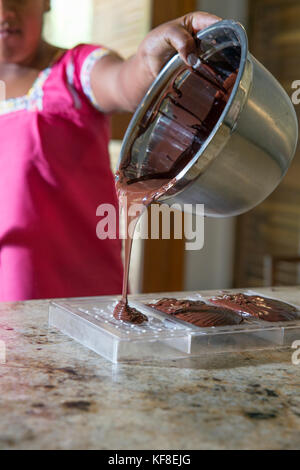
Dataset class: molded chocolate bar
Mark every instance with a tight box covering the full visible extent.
[147,298,243,327]
[209,293,299,322]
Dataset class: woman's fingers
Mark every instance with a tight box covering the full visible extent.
[166,11,222,66]
[163,24,197,66]
[184,11,221,33]
[139,11,222,78]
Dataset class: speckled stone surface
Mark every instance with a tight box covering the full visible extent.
[0,287,300,450]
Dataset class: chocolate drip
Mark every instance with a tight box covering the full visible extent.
[113,300,148,324]
[209,293,299,322]
[148,298,243,327]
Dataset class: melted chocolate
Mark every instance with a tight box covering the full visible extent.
[122,67,237,184]
[148,298,243,327]
[113,300,148,324]
[209,293,299,322]
[113,178,176,324]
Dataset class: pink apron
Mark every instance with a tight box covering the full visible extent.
[0,44,123,301]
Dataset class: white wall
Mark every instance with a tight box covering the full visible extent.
[44,0,93,48]
[198,0,248,26]
[184,0,248,291]
[184,216,237,291]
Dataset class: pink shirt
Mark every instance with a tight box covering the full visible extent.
[0,44,123,302]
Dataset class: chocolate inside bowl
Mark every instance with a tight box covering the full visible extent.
[147,298,243,328]
[209,293,300,323]
[118,22,240,195]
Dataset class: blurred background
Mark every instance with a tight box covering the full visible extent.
[44,0,300,294]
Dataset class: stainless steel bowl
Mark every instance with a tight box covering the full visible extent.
[118,20,298,217]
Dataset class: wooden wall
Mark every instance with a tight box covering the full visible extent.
[234,0,300,287]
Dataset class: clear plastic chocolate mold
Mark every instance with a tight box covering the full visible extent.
[49,290,300,363]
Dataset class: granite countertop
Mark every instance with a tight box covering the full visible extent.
[0,286,300,450]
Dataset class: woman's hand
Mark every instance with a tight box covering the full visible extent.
[138,11,221,80]
[91,11,221,113]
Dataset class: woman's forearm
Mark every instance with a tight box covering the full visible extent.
[90,11,220,113]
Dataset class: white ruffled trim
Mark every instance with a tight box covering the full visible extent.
[80,47,111,110]
[0,68,51,115]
